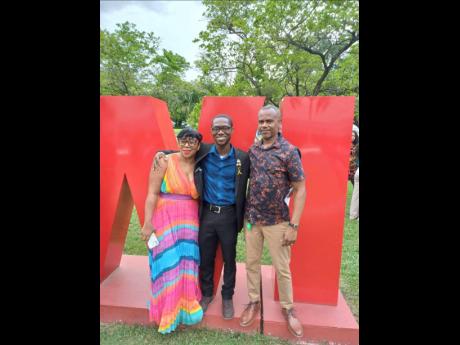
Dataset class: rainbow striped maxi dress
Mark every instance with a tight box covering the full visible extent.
[148,153,203,333]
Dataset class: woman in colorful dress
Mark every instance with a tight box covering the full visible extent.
[140,128,204,334]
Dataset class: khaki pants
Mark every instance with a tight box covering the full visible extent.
[245,220,293,309]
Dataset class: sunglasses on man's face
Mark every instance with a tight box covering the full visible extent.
[211,126,232,133]
[178,138,199,147]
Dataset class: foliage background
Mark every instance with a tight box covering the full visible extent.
[100,0,359,127]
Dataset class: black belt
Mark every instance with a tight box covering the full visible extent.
[204,202,235,214]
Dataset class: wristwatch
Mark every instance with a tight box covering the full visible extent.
[288,222,299,230]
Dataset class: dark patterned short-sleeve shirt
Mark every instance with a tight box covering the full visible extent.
[245,134,305,226]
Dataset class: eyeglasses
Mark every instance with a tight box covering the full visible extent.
[178,138,199,147]
[211,126,232,133]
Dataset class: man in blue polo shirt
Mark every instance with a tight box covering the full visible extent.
[153,114,250,320]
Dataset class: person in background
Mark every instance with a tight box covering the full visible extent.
[349,130,359,220]
[349,167,359,220]
[353,117,359,136]
[348,130,359,186]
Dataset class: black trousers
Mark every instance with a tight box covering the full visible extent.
[199,206,238,300]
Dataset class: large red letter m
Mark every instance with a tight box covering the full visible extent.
[101,95,355,306]
[100,96,178,281]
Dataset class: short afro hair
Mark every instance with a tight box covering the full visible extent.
[177,127,203,143]
[212,114,233,127]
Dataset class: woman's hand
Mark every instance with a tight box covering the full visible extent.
[141,223,155,242]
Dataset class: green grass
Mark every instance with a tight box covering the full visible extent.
[107,183,358,343]
[122,208,147,255]
[340,182,359,323]
[100,323,298,345]
[123,210,272,264]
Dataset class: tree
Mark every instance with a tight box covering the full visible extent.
[100,22,160,95]
[320,43,358,95]
[100,22,202,126]
[266,0,359,95]
[150,49,202,127]
[187,101,202,129]
[194,0,359,104]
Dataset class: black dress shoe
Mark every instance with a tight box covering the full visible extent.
[222,298,234,319]
[200,295,214,313]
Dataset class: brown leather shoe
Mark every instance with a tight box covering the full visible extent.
[281,308,304,338]
[239,301,260,327]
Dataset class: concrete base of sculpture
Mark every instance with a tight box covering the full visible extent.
[100,255,358,344]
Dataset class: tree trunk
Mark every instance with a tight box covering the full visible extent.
[312,66,331,95]
[295,73,300,96]
[121,76,131,95]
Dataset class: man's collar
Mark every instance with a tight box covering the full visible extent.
[211,144,234,157]
[258,132,282,149]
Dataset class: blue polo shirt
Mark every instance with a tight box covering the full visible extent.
[202,145,236,206]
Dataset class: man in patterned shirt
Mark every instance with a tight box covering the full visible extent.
[239,105,307,338]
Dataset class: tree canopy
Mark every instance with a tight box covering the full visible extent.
[100,1,359,126]
[194,0,359,105]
